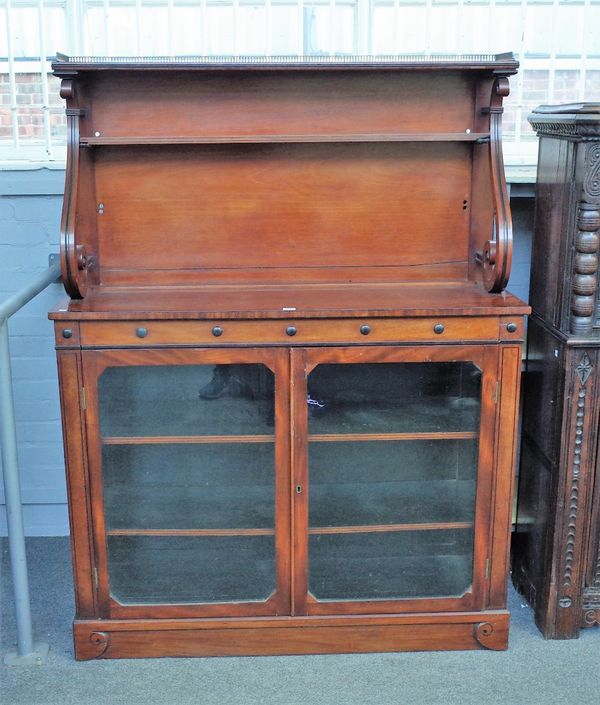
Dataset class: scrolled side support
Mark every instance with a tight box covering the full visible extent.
[480,77,513,293]
[60,78,88,299]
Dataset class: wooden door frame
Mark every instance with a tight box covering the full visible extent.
[81,346,291,619]
[291,344,501,616]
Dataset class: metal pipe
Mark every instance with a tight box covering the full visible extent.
[1,260,60,662]
[0,261,60,323]
[0,320,34,656]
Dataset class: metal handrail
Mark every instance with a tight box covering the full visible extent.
[1,258,61,666]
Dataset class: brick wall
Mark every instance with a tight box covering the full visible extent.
[0,73,66,144]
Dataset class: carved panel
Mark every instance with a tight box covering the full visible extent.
[584,143,600,203]
[593,530,600,588]
[558,353,593,613]
[583,586,600,627]
[583,517,600,627]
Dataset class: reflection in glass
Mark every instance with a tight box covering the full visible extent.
[108,535,275,604]
[307,362,481,434]
[309,440,478,527]
[103,443,274,531]
[309,529,473,601]
[307,362,481,602]
[98,363,276,605]
[99,364,275,438]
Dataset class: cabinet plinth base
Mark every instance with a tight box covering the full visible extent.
[73,611,509,659]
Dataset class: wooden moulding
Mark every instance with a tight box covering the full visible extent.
[73,611,510,659]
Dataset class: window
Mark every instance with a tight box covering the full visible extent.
[1,0,600,166]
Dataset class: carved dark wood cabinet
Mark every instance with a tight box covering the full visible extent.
[513,104,600,639]
[50,54,528,659]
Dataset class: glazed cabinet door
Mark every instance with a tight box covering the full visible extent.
[292,345,499,615]
[82,348,290,619]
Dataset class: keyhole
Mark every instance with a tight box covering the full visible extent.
[462,200,469,211]
[295,485,302,494]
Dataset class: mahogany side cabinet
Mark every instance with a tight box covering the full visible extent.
[49,54,529,659]
[512,104,600,638]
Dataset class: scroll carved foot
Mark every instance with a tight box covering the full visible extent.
[75,630,111,660]
[473,622,502,650]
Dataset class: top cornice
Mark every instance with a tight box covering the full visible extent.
[529,104,600,139]
[52,52,519,75]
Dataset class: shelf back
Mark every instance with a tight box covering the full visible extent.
[80,70,476,141]
[94,142,472,286]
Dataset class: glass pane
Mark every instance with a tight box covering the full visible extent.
[309,529,473,601]
[108,535,274,604]
[308,362,481,435]
[309,440,478,528]
[98,362,276,606]
[98,364,274,438]
[307,361,481,602]
[103,443,274,531]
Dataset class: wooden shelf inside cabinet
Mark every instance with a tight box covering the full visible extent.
[102,434,275,445]
[50,54,528,658]
[309,522,474,534]
[102,431,476,445]
[79,133,490,145]
[102,475,477,535]
[308,432,478,442]
[107,528,276,537]
[106,522,474,538]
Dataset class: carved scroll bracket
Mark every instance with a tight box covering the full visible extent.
[59,77,90,299]
[479,77,513,293]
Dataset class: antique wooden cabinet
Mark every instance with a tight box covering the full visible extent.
[512,104,600,638]
[50,54,528,659]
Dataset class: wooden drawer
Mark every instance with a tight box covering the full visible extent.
[73,317,518,347]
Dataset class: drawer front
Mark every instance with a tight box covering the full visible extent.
[77,317,510,347]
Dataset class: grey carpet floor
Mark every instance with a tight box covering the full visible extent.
[1,537,598,705]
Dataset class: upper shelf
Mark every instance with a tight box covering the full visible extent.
[79,132,489,146]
